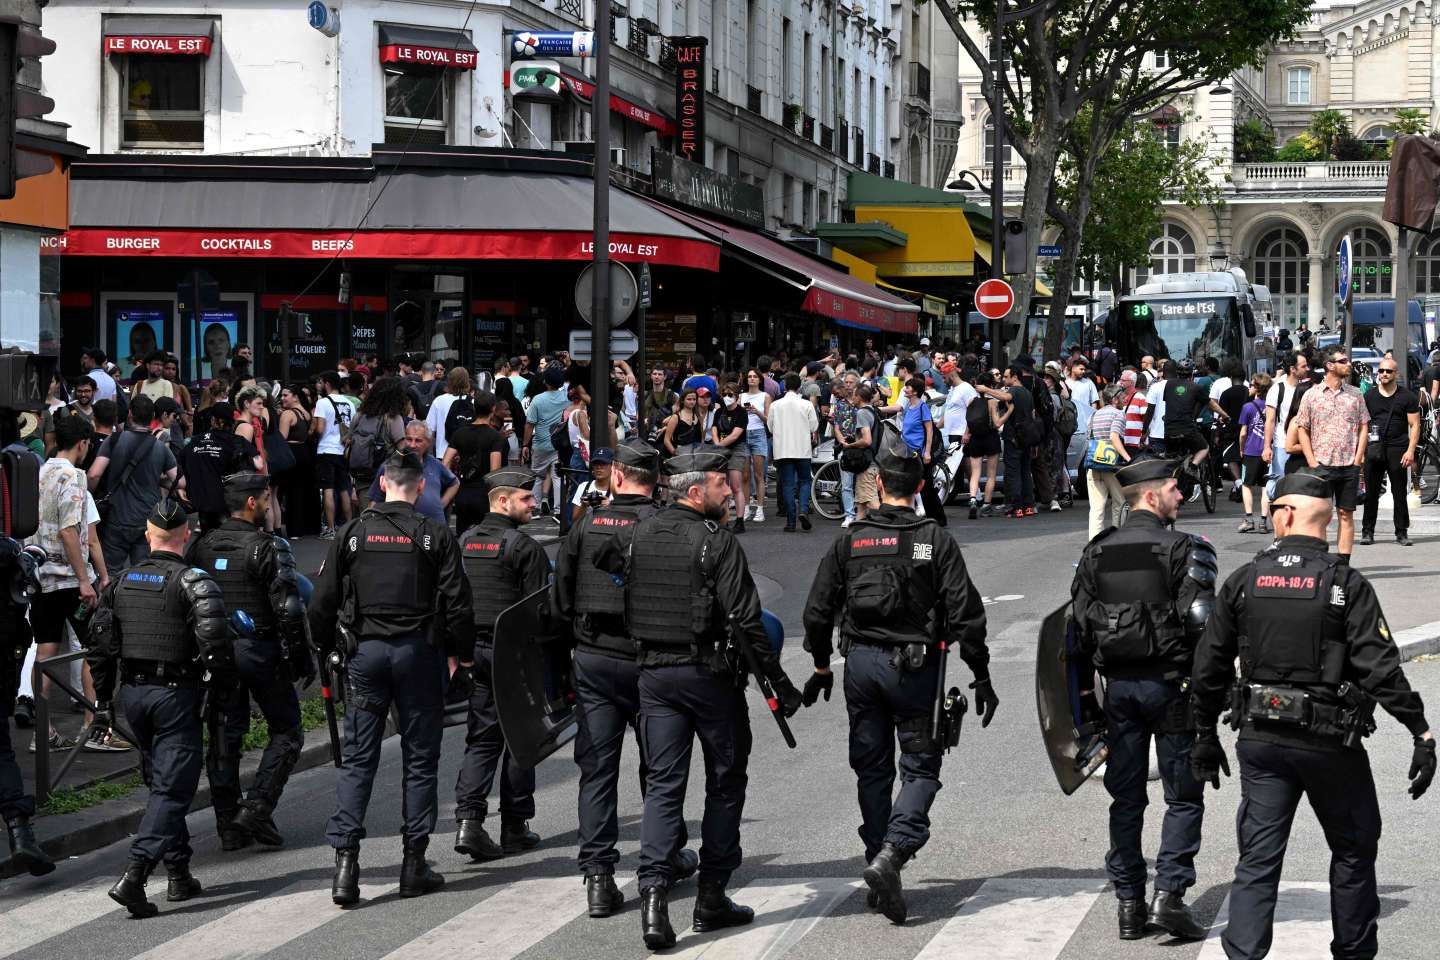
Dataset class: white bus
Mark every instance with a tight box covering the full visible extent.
[1107,268,1267,372]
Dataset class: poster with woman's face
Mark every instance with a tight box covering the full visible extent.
[186,305,248,381]
[107,303,171,373]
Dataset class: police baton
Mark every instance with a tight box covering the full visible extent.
[728,615,797,749]
[319,650,346,768]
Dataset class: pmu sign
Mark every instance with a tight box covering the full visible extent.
[510,31,595,59]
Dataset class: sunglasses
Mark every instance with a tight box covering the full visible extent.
[1379,368,1397,374]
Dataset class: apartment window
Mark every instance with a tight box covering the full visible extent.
[983,115,1013,166]
[782,19,794,103]
[802,183,814,227]
[803,33,813,112]
[783,174,795,224]
[1286,66,1311,106]
[122,55,204,147]
[1153,51,1172,70]
[384,66,450,145]
[1155,120,1180,153]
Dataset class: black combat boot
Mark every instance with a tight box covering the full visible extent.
[332,848,360,906]
[692,881,755,932]
[399,841,445,898]
[217,811,252,852]
[165,862,204,902]
[500,817,541,854]
[454,818,503,861]
[109,859,159,918]
[5,816,55,877]
[231,800,283,846]
[586,873,625,918]
[862,843,909,925]
[1148,891,1206,940]
[1117,897,1150,939]
[639,886,676,950]
[668,848,700,883]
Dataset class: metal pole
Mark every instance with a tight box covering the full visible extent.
[590,9,613,447]
[1395,227,1411,388]
[280,302,291,386]
[989,0,1007,370]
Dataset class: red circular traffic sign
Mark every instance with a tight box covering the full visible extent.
[974,278,1016,320]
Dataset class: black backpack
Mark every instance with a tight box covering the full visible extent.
[966,395,991,432]
[550,412,575,465]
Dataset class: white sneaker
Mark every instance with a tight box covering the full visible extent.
[745,498,758,521]
[841,517,853,528]
[753,505,765,523]
[1048,499,1061,513]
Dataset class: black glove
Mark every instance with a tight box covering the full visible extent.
[969,677,999,728]
[775,679,803,718]
[1190,728,1231,789]
[93,702,113,730]
[802,670,833,707]
[1409,737,1436,800]
[1078,690,1105,730]
[447,663,476,705]
[289,644,317,690]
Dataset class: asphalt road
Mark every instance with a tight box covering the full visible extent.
[6,497,1440,960]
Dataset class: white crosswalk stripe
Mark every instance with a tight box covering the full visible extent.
[1197,880,1335,960]
[914,877,1107,960]
[378,875,606,960]
[128,882,395,960]
[0,880,119,960]
[667,878,861,959]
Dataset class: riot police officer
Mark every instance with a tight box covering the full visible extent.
[2,532,54,877]
[87,498,232,917]
[189,471,314,850]
[801,428,996,924]
[308,449,474,905]
[622,445,809,950]
[452,465,549,860]
[551,438,698,917]
[1191,471,1436,960]
[1069,453,1215,941]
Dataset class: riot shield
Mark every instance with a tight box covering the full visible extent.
[1035,602,1108,795]
[493,586,578,769]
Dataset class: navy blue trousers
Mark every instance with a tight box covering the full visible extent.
[453,640,536,822]
[207,633,303,827]
[123,683,203,865]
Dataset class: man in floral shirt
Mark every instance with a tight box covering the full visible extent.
[1294,345,1370,563]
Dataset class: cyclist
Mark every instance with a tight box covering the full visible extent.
[1162,360,1229,479]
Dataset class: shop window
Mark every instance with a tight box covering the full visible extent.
[384,67,450,145]
[122,55,204,147]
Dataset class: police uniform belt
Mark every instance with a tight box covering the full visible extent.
[121,659,203,687]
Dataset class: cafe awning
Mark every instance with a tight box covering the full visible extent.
[102,17,214,56]
[650,200,921,334]
[561,72,674,136]
[377,23,478,70]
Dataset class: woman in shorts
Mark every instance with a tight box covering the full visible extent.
[711,381,752,532]
[1237,372,1272,533]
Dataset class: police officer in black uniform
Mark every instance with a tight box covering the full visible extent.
[87,498,232,917]
[452,465,548,860]
[1191,471,1436,960]
[552,438,699,917]
[189,471,314,850]
[309,449,474,905]
[801,429,996,924]
[623,445,809,950]
[1070,453,1215,941]
[2,532,54,877]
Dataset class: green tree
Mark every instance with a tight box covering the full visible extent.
[1308,109,1350,159]
[1275,132,1321,161]
[1234,118,1276,162]
[934,0,1313,358]
[1392,107,1430,137]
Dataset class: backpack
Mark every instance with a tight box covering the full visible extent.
[408,380,440,420]
[347,413,394,476]
[1056,395,1079,438]
[550,412,575,465]
[966,395,991,433]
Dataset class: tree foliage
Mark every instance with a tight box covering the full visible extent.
[1234,118,1276,163]
[1308,109,1350,158]
[1393,107,1430,137]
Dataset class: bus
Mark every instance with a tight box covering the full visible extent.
[1107,269,1266,372]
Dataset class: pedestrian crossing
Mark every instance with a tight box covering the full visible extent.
[0,874,1391,959]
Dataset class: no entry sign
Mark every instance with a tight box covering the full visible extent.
[974,278,1016,320]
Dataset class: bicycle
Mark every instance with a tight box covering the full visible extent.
[811,458,845,521]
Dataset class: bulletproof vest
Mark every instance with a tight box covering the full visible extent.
[575,502,652,618]
[1243,550,1347,687]
[1088,527,1187,669]
[628,512,714,649]
[191,525,272,632]
[842,522,937,641]
[461,526,523,638]
[349,512,437,623]
[114,558,193,663]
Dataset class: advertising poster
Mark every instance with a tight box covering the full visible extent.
[108,302,171,376]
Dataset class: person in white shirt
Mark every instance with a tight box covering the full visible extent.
[1262,352,1310,494]
[81,348,118,402]
[311,371,356,537]
[767,372,820,531]
[426,367,471,459]
[941,365,977,441]
[1145,364,1168,449]
[1064,358,1101,464]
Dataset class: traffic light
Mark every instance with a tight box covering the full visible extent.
[0,7,56,200]
[1003,219,1029,274]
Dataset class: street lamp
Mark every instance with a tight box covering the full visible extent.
[1208,244,1230,271]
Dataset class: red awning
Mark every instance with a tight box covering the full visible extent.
[41,228,720,270]
[377,24,478,70]
[562,73,675,136]
[103,17,214,56]
[649,202,921,334]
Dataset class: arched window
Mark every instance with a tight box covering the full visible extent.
[1252,227,1309,327]
[1150,222,1197,275]
[1350,225,1393,297]
[1362,124,1395,147]
[1417,232,1440,296]
[983,115,1014,166]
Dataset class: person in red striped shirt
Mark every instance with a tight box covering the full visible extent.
[1119,369,1150,453]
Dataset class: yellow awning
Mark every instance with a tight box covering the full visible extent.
[973,236,1053,297]
[829,248,878,284]
[876,280,947,317]
[850,204,977,278]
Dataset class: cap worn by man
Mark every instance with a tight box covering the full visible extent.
[663,445,729,475]
[222,472,269,495]
[1272,471,1333,503]
[1115,454,1182,488]
[589,447,615,465]
[148,498,189,531]
[387,450,425,474]
[485,466,537,492]
[614,437,660,470]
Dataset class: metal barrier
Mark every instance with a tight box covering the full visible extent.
[31,650,140,806]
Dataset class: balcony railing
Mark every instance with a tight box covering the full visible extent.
[868,153,881,174]
[746,85,762,114]
[907,61,931,105]
[820,124,834,151]
[803,114,815,140]
[837,120,849,159]
[855,128,865,161]
[1232,161,1389,189]
[965,164,1027,185]
[883,159,895,178]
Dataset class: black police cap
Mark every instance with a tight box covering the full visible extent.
[485,466,536,491]
[662,445,729,476]
[872,422,919,471]
[222,471,269,494]
[1273,470,1332,502]
[147,498,189,531]
[385,449,425,474]
[614,437,660,469]
[1115,453,1182,488]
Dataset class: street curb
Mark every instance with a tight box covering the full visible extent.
[3,719,394,880]
[1396,621,1440,662]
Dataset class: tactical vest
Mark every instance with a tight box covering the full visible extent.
[628,514,715,651]
[191,525,272,632]
[842,522,937,642]
[461,526,523,638]
[1243,550,1348,688]
[1088,528,1187,670]
[349,512,436,623]
[575,503,650,618]
[114,559,193,663]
